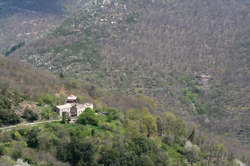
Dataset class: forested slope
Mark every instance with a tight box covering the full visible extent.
[0,107,241,166]
[10,0,250,155]
[0,0,93,54]
[0,56,242,166]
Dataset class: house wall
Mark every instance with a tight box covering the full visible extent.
[57,107,71,116]
[56,103,94,117]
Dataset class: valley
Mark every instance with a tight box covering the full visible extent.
[0,0,250,165]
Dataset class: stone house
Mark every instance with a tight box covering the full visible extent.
[55,103,72,117]
[55,95,94,117]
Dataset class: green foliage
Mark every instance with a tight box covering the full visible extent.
[58,138,96,166]
[184,88,198,104]
[103,107,121,122]
[61,114,67,124]
[0,145,5,156]
[0,105,235,165]
[0,109,20,125]
[4,42,25,56]
[37,94,55,106]
[37,93,63,107]
[77,108,99,126]
[98,148,120,166]
[161,144,185,163]
[41,106,57,120]
[139,154,155,166]
[183,141,200,164]
[183,88,208,114]
[177,74,193,86]
[11,148,22,160]
[0,95,11,109]
[157,112,187,144]
[137,94,157,112]
[196,104,207,114]
[129,136,157,156]
[11,130,22,140]
[188,127,196,143]
[22,108,39,122]
[26,128,40,148]
[126,109,157,137]
[64,79,81,90]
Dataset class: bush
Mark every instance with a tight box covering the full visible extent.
[184,88,198,104]
[22,108,38,122]
[37,94,63,107]
[0,109,20,125]
[41,106,58,120]
[77,108,99,126]
[64,79,81,90]
[184,141,200,163]
[0,95,11,109]
[98,148,120,166]
[103,107,121,122]
[139,154,155,166]
[26,128,40,148]
[0,145,5,156]
[130,137,157,156]
[58,138,96,166]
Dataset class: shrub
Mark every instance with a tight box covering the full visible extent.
[184,88,198,104]
[22,108,39,122]
[0,145,5,156]
[26,128,40,148]
[0,109,20,125]
[60,138,96,165]
[64,79,81,90]
[98,148,120,166]
[41,106,57,120]
[77,108,99,126]
[130,137,157,156]
[0,95,11,109]
[139,155,155,166]
[37,94,63,107]
[103,107,121,122]
[184,141,200,164]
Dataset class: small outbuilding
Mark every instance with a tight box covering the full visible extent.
[66,94,77,104]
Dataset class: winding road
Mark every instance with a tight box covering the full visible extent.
[0,119,62,131]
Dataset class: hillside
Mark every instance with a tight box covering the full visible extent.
[0,55,160,126]
[10,0,250,156]
[0,56,243,166]
[0,108,240,166]
[0,0,93,54]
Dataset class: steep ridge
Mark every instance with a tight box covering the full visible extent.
[0,0,92,54]
[10,0,250,158]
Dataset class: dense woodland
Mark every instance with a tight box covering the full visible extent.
[0,107,243,166]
